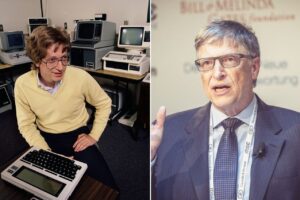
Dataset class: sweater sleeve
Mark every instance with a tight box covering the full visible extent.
[14,78,50,150]
[83,73,111,141]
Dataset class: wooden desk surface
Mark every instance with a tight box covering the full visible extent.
[1,64,147,82]
[0,64,12,70]
[70,65,147,81]
[0,154,119,200]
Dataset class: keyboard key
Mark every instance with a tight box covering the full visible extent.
[21,149,80,180]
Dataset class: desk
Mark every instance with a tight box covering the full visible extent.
[0,154,119,200]
[0,63,31,86]
[0,64,13,70]
[70,65,147,82]
[0,63,31,71]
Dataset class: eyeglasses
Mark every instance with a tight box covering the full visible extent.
[41,55,69,70]
[195,53,254,72]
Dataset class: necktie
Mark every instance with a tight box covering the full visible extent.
[214,118,242,200]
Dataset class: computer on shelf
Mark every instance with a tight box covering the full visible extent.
[70,20,116,70]
[102,25,150,75]
[0,31,31,65]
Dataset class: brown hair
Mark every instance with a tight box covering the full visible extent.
[26,26,70,70]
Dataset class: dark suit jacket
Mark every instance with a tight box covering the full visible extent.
[153,97,300,200]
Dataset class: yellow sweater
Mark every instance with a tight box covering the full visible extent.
[14,66,111,150]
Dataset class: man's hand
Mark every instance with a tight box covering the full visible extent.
[151,106,166,161]
[73,134,96,152]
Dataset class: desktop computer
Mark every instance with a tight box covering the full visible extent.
[102,25,150,75]
[72,20,116,49]
[70,20,116,70]
[70,46,114,70]
[0,31,31,65]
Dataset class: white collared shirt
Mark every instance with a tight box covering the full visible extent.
[210,96,257,200]
[36,72,61,95]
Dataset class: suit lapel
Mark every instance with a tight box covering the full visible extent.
[182,103,211,200]
[250,97,285,200]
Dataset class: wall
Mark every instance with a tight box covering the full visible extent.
[44,0,149,33]
[0,0,40,32]
[0,0,149,33]
[151,0,300,119]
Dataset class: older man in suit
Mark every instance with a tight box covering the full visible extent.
[151,20,300,200]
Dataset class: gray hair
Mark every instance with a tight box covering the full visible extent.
[194,20,260,58]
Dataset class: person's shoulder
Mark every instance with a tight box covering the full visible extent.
[257,96,300,124]
[66,66,87,75]
[268,105,300,123]
[166,104,209,120]
[66,66,91,79]
[166,108,199,122]
[15,70,35,85]
[165,104,209,128]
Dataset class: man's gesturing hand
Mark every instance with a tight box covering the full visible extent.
[151,106,166,161]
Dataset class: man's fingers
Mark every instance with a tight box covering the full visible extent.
[73,134,87,148]
[73,134,96,152]
[155,106,166,129]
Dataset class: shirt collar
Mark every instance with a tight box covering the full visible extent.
[210,95,257,128]
[36,70,62,92]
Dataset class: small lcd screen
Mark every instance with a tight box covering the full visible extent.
[13,166,65,197]
[120,27,144,46]
[78,23,94,39]
[7,33,24,47]
[0,86,10,106]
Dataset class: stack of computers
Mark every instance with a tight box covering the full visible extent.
[70,20,116,70]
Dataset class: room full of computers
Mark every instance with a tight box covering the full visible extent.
[0,17,150,200]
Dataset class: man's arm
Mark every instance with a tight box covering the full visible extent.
[85,74,111,140]
[14,79,50,150]
[73,73,111,152]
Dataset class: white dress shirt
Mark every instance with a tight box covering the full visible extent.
[210,96,257,200]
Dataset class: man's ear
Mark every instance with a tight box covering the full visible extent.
[251,56,260,81]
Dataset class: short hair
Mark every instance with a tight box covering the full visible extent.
[26,26,70,70]
[194,20,260,58]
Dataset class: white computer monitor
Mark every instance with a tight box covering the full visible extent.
[0,31,25,51]
[117,25,150,54]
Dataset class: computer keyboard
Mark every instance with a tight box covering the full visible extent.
[1,147,88,200]
[21,149,81,181]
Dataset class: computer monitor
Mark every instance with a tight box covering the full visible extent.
[75,20,116,44]
[117,25,150,54]
[0,31,25,51]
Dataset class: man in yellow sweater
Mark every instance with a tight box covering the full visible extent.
[14,26,118,190]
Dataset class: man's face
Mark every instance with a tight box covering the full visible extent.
[38,44,68,87]
[197,39,260,116]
